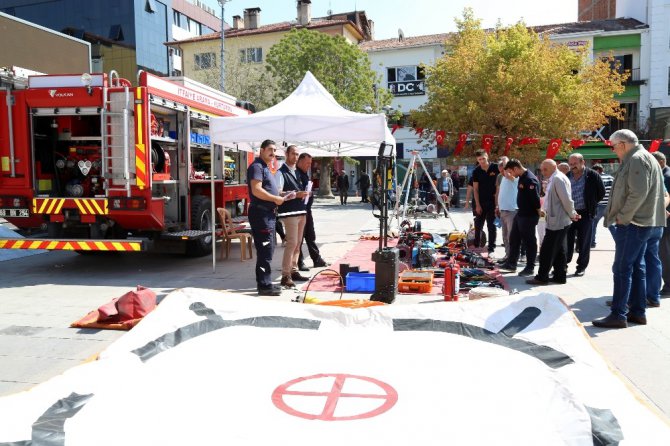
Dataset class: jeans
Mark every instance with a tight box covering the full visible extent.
[639,227,664,305]
[610,224,656,320]
[591,203,607,246]
[659,225,670,290]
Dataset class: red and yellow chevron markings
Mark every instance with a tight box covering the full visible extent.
[0,239,142,251]
[32,198,109,215]
[135,87,147,189]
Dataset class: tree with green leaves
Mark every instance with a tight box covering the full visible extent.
[192,51,277,112]
[265,28,391,196]
[411,9,627,162]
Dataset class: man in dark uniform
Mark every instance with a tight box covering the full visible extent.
[500,159,541,276]
[296,153,329,270]
[471,149,500,254]
[337,170,349,205]
[356,171,371,203]
[247,139,295,296]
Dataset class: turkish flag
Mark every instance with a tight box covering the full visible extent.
[414,127,424,136]
[650,139,663,152]
[504,137,514,156]
[545,139,563,160]
[481,134,494,153]
[435,130,446,145]
[454,133,468,156]
[570,139,586,148]
[519,137,539,146]
[391,124,402,134]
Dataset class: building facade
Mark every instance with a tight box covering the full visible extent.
[0,11,90,74]
[544,18,649,139]
[168,2,372,88]
[0,0,220,77]
[360,33,449,176]
[579,0,617,20]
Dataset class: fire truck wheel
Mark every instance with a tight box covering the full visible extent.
[187,195,213,257]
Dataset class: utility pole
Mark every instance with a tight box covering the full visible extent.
[218,0,231,92]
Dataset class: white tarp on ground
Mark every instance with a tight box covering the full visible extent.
[0,288,668,445]
[209,71,396,157]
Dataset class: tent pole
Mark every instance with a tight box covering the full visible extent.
[211,142,216,273]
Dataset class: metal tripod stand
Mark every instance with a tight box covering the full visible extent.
[392,151,457,230]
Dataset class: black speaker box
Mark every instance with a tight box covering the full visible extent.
[370,248,399,304]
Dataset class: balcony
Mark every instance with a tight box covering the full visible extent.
[625,68,646,86]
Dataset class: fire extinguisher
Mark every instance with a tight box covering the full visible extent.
[443,260,460,301]
[163,149,171,176]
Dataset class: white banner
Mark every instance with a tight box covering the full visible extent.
[0,289,668,445]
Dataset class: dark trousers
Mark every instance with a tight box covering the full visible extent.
[659,227,670,290]
[339,189,348,204]
[474,202,497,250]
[507,214,539,268]
[566,210,593,271]
[248,206,276,289]
[536,226,569,281]
[275,219,285,242]
[298,210,321,265]
[361,187,369,203]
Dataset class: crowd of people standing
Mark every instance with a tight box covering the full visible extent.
[466,131,670,330]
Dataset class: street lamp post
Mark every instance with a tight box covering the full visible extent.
[218,0,231,92]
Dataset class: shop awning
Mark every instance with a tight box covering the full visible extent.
[557,142,616,160]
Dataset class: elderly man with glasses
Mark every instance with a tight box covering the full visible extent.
[592,130,667,328]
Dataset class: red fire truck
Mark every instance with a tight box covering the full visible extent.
[0,69,254,256]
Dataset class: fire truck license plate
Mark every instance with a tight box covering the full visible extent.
[0,209,29,217]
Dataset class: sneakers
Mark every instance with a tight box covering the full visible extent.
[258,285,282,296]
[291,272,310,282]
[574,268,585,277]
[280,275,296,288]
[313,258,329,268]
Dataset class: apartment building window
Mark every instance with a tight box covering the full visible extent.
[194,53,216,70]
[240,48,263,63]
[173,10,181,27]
[387,66,426,96]
[668,67,670,95]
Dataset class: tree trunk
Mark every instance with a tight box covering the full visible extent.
[318,158,335,198]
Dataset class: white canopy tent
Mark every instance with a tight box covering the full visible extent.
[209,71,396,157]
[207,71,396,271]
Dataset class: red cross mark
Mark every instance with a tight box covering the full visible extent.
[272,373,398,421]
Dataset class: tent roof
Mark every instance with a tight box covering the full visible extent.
[210,71,395,157]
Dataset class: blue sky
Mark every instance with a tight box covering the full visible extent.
[201,0,577,40]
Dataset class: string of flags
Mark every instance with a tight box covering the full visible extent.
[389,125,665,158]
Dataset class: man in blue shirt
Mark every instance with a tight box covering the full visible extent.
[247,140,295,296]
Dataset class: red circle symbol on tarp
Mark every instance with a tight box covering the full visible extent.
[272,373,398,421]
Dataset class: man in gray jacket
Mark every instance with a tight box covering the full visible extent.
[592,130,667,329]
[526,160,580,285]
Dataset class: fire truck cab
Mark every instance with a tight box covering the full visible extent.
[0,68,253,256]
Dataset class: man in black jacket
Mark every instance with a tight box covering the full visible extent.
[337,170,349,205]
[565,153,605,276]
[296,153,329,270]
[356,171,371,203]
